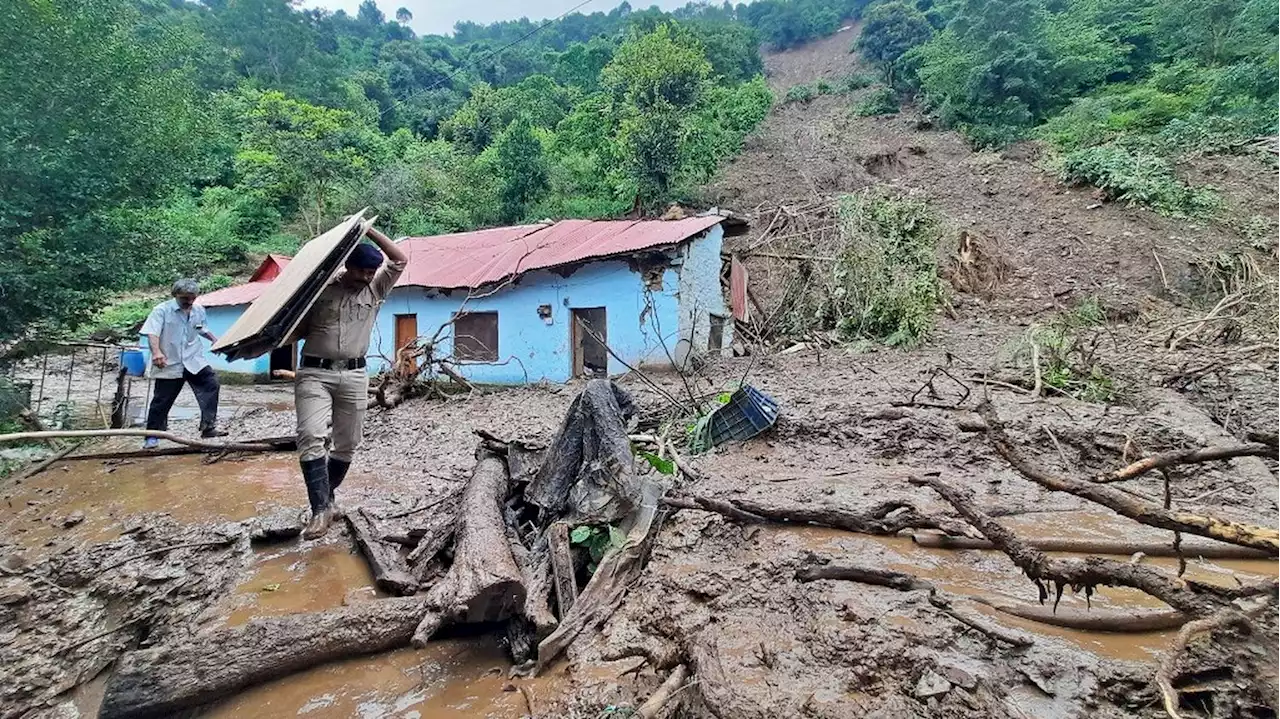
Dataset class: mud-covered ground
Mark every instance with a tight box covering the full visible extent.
[2,23,1277,719]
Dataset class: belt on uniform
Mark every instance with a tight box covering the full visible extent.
[301,355,367,370]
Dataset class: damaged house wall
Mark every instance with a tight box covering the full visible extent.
[676,224,732,365]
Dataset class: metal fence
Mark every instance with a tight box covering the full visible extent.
[4,342,149,430]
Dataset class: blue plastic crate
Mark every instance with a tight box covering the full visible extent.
[706,385,779,446]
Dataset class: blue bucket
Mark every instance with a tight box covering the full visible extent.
[121,349,146,377]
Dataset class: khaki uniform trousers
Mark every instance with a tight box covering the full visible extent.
[295,367,368,462]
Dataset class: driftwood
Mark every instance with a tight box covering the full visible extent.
[411,447,526,646]
[347,508,417,596]
[911,533,1271,559]
[99,597,428,719]
[978,403,1279,555]
[664,495,969,536]
[526,379,640,523]
[797,560,1188,635]
[910,473,1276,617]
[795,563,1034,647]
[515,533,558,638]
[975,597,1188,632]
[535,486,665,674]
[548,521,579,617]
[0,428,276,452]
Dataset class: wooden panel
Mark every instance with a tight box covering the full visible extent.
[212,211,370,359]
[453,312,498,362]
[730,254,749,322]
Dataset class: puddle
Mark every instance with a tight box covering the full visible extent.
[200,640,546,719]
[214,543,384,628]
[754,523,1277,662]
[0,454,303,555]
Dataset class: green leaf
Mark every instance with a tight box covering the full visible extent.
[716,391,733,404]
[570,525,594,544]
[607,525,628,550]
[639,451,675,475]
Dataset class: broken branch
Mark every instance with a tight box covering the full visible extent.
[978,403,1279,555]
[1098,443,1278,483]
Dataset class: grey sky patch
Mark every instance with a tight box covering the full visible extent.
[300,0,691,37]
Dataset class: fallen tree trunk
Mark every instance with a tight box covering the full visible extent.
[974,597,1188,632]
[910,473,1275,617]
[977,403,1279,555]
[99,597,427,719]
[797,560,1187,634]
[911,533,1272,559]
[347,508,417,596]
[411,446,527,646]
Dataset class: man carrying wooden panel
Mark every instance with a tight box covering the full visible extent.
[291,228,407,539]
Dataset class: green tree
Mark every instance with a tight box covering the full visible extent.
[0,0,213,339]
[492,118,550,223]
[602,25,713,204]
[858,2,934,85]
[235,90,386,234]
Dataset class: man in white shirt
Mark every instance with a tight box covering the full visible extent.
[140,279,226,448]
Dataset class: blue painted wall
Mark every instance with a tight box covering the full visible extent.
[188,224,729,384]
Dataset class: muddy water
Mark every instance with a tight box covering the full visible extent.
[3,455,549,718]
[1,454,303,554]
[755,523,1277,662]
[202,545,549,719]
[201,641,543,719]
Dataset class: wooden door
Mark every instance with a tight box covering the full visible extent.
[394,314,418,376]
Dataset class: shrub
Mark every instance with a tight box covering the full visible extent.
[854,85,899,116]
[1020,300,1116,402]
[200,274,235,292]
[784,83,818,103]
[826,190,945,346]
[816,79,834,94]
[1056,144,1220,217]
[841,72,877,91]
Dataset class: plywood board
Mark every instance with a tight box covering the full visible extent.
[212,211,371,360]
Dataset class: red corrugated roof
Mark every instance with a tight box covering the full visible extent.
[201,217,726,306]
[201,281,272,308]
[202,255,293,307]
[398,216,724,290]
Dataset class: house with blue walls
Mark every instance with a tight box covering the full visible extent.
[194,214,745,384]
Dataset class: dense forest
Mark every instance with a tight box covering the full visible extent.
[1,0,1275,343]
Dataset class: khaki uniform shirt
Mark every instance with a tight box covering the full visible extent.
[296,260,406,360]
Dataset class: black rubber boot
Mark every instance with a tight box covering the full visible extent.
[300,458,332,539]
[327,458,351,517]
